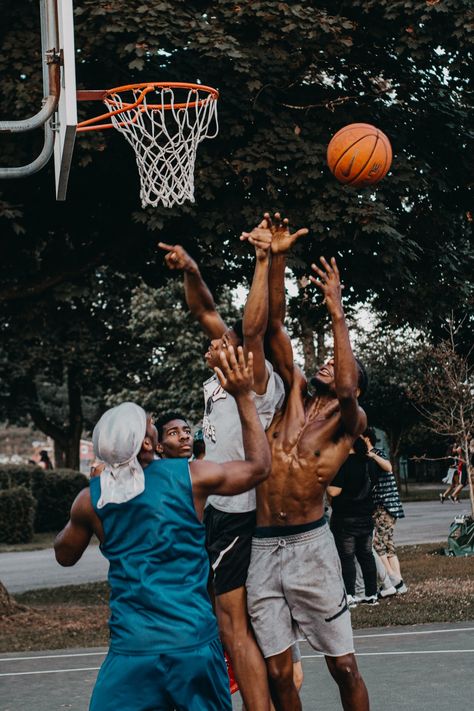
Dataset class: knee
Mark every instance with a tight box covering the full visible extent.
[267,659,294,689]
[327,654,362,689]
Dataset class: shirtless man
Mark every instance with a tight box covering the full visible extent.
[243,214,370,711]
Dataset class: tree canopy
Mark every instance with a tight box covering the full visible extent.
[0,0,472,319]
[0,1,473,461]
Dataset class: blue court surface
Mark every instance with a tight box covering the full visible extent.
[1,621,473,710]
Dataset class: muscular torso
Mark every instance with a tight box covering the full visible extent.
[257,373,360,526]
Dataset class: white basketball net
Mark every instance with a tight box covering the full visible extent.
[104,85,218,209]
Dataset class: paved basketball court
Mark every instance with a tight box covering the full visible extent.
[1,622,473,710]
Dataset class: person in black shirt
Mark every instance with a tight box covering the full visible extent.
[328,437,378,607]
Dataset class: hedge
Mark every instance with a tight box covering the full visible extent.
[0,464,44,491]
[0,465,89,533]
[33,469,89,532]
[0,486,36,544]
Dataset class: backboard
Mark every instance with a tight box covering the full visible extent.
[53,0,77,200]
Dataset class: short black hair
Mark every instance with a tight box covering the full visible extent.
[363,427,377,446]
[355,357,369,399]
[193,439,206,459]
[155,412,189,441]
[231,318,243,344]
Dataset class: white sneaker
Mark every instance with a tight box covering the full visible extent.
[347,594,358,608]
[394,580,408,594]
[378,585,397,599]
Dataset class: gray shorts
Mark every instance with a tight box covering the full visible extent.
[246,521,354,659]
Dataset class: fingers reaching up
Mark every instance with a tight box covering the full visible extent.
[309,256,344,315]
[214,346,254,397]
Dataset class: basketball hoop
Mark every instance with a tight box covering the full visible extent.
[77,82,219,208]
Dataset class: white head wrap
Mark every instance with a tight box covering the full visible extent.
[92,402,148,508]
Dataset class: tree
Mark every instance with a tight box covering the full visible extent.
[1,1,473,460]
[408,319,474,515]
[108,278,240,423]
[357,322,426,481]
[0,580,25,616]
[0,269,136,468]
[0,0,472,324]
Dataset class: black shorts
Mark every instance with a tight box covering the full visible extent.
[204,505,256,596]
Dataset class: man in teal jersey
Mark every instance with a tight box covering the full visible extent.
[55,346,270,711]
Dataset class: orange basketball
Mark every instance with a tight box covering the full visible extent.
[327,123,392,186]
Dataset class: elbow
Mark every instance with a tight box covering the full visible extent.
[337,387,358,402]
[255,457,271,484]
[54,540,79,567]
[267,318,283,336]
[55,551,76,567]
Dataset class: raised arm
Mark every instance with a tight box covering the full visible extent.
[191,346,271,508]
[265,213,308,391]
[310,257,366,437]
[239,219,272,394]
[158,242,227,339]
[54,488,103,566]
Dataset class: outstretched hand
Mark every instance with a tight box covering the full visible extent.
[240,218,272,261]
[157,242,197,272]
[214,346,254,398]
[264,212,309,254]
[309,257,344,316]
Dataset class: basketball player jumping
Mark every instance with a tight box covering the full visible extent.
[242,213,370,711]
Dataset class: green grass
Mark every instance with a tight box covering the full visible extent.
[1,544,473,653]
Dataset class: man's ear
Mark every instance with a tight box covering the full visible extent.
[356,387,361,398]
[155,442,164,454]
[142,436,154,452]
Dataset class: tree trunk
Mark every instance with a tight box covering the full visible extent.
[387,430,403,492]
[0,580,25,616]
[316,330,327,366]
[300,322,317,377]
[461,436,474,519]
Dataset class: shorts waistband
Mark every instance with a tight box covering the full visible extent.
[253,516,327,539]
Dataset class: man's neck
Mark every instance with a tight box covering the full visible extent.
[305,392,337,417]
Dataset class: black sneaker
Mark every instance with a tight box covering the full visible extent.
[360,595,379,606]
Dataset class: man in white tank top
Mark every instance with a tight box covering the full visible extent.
[158,224,284,711]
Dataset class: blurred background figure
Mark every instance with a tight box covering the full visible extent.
[38,449,53,470]
[193,428,206,461]
[363,429,407,598]
[440,443,463,503]
[328,436,378,607]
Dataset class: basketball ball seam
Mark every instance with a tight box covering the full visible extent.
[330,134,377,175]
[346,133,380,186]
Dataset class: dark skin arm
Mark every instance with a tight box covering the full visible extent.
[54,488,104,567]
[239,219,272,394]
[248,212,308,391]
[158,242,227,339]
[310,257,366,437]
[191,346,271,518]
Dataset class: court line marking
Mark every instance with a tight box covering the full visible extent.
[1,627,474,664]
[2,650,474,676]
[0,651,106,663]
[0,667,100,677]
[302,649,474,660]
[353,626,474,640]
